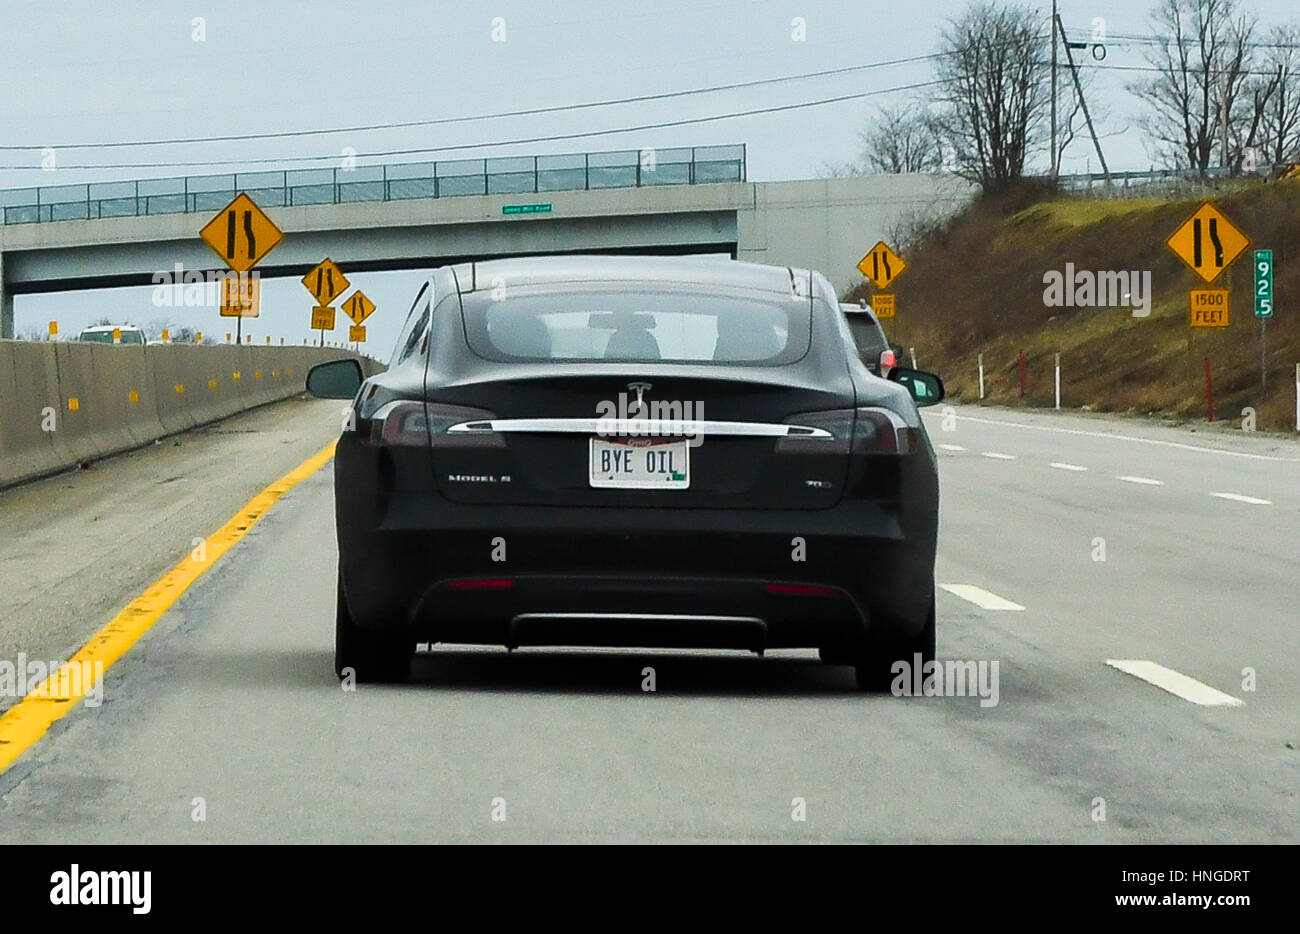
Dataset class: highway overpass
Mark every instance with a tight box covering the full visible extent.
[0,150,974,338]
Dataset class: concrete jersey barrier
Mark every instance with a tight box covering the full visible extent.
[0,342,381,490]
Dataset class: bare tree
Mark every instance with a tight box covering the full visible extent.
[145,317,174,340]
[861,104,945,174]
[1242,26,1300,169]
[1129,0,1256,175]
[818,102,942,177]
[931,2,1050,192]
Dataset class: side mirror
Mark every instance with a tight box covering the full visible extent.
[306,359,364,399]
[888,366,945,407]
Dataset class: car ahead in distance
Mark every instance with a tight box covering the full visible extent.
[308,255,946,690]
[839,301,896,377]
[77,324,146,346]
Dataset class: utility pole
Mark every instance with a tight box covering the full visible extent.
[1050,0,1059,181]
[1220,50,1230,172]
[1057,13,1110,185]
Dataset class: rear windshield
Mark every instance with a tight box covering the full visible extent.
[845,315,886,354]
[79,330,143,344]
[460,286,811,365]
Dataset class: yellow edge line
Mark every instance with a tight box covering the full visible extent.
[0,440,337,775]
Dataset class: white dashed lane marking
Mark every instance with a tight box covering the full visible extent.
[1049,462,1088,471]
[1117,475,1164,485]
[937,444,966,452]
[981,452,1017,460]
[1105,659,1244,707]
[926,411,1300,462]
[1211,492,1272,505]
[939,584,1025,611]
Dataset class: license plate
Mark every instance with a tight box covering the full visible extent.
[589,436,690,489]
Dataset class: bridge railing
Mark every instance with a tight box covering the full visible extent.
[0,145,747,225]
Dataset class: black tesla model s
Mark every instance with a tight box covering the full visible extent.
[307,255,945,690]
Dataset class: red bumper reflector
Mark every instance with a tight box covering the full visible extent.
[765,583,839,597]
[444,579,515,590]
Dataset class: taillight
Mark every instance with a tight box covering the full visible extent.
[780,407,919,455]
[879,349,896,375]
[853,408,920,454]
[360,401,502,448]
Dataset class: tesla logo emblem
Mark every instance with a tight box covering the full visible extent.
[628,382,652,408]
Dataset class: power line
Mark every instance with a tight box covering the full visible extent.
[0,80,944,172]
[0,52,952,153]
[1095,31,1300,52]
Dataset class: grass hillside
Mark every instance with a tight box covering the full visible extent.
[846,180,1300,432]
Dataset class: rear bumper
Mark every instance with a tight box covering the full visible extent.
[338,495,936,650]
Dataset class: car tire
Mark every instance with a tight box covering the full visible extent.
[854,596,936,693]
[334,574,411,683]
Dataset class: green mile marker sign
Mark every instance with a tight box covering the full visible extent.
[1254,249,1273,318]
[503,203,552,215]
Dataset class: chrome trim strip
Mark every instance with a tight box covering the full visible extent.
[447,417,832,438]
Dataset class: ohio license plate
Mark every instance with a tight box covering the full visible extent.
[589,436,690,489]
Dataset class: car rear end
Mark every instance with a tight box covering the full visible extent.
[840,303,895,377]
[335,259,937,660]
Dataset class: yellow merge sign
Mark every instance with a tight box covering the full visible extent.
[1167,202,1249,284]
[342,290,376,325]
[1189,289,1230,327]
[857,241,907,290]
[200,193,284,273]
[302,258,350,306]
[871,293,896,319]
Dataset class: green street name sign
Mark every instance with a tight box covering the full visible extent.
[1254,249,1274,318]
[502,203,552,215]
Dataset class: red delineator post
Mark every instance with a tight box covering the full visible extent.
[1204,358,1214,422]
[1018,350,1026,399]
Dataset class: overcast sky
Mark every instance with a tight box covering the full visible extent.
[5,0,1297,356]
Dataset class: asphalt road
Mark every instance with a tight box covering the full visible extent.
[0,405,1296,843]
[0,394,352,696]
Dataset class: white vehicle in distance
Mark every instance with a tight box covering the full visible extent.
[76,324,147,346]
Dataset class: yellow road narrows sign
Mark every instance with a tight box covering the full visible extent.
[1167,202,1250,284]
[302,258,349,306]
[200,193,284,273]
[342,290,376,325]
[857,241,907,290]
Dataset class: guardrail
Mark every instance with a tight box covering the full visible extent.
[1055,164,1298,199]
[0,145,747,225]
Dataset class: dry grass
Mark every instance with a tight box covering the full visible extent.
[847,180,1300,431]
